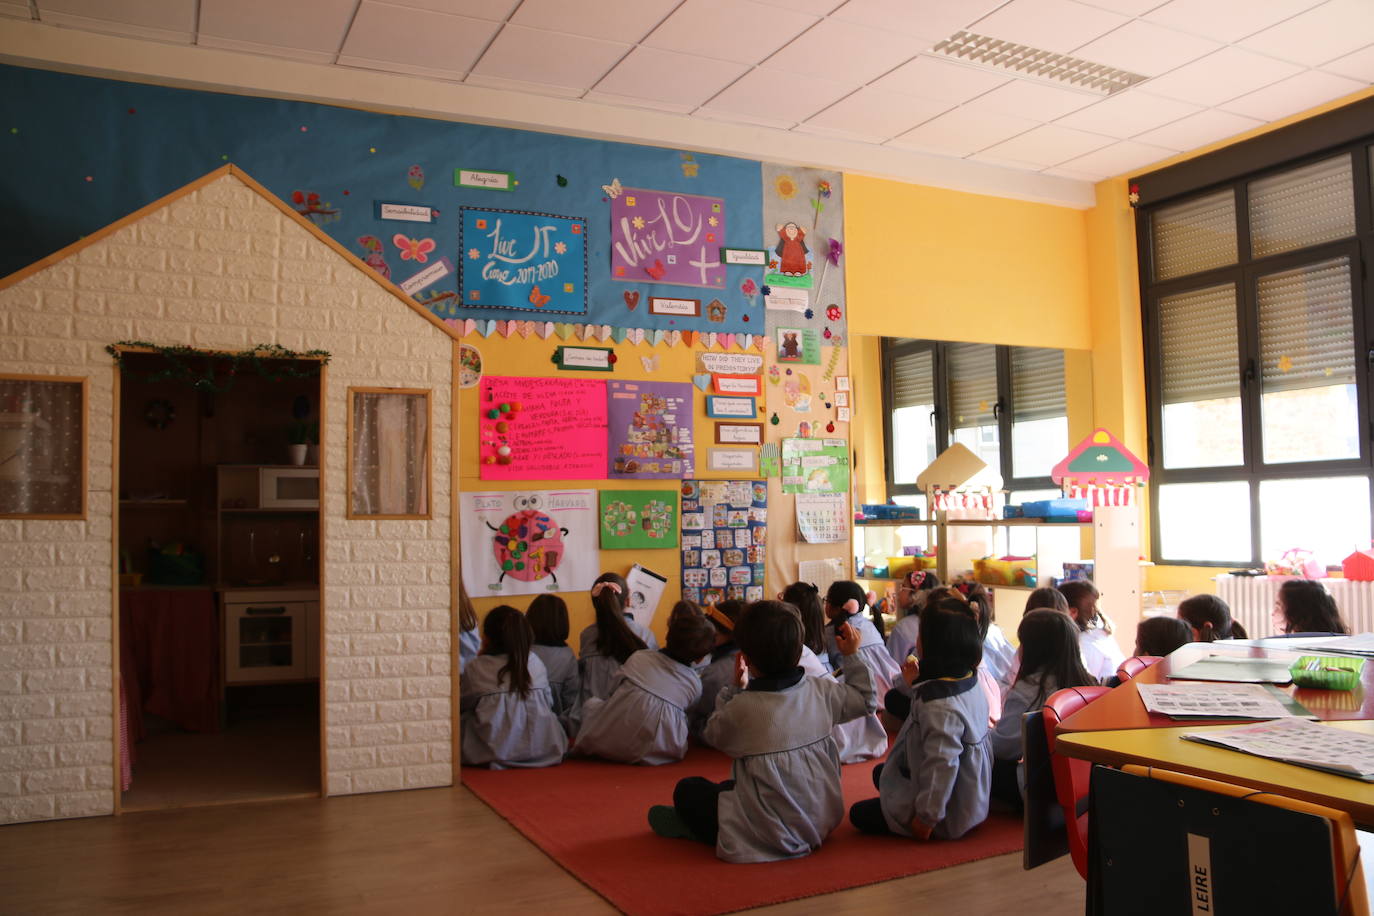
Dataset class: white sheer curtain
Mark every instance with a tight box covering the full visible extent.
[0,378,83,516]
[350,391,429,517]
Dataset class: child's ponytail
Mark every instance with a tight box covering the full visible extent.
[591,572,646,664]
[484,605,534,698]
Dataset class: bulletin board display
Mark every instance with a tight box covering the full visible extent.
[0,66,765,335]
[679,479,767,607]
[477,376,608,480]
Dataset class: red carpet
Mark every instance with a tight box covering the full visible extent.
[462,747,1024,915]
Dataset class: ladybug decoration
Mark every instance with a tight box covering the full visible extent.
[485,495,569,587]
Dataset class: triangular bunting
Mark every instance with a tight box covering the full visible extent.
[649,329,665,347]
[599,324,613,342]
[555,323,574,340]
[739,333,752,351]
[499,320,516,338]
[480,320,498,337]
[668,330,682,348]
[628,328,645,346]
[702,332,717,350]
[518,320,534,338]
[611,327,628,344]
[683,331,698,347]
[538,321,555,339]
[722,333,735,350]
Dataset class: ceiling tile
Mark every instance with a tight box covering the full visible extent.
[798,86,953,141]
[1323,44,1374,82]
[591,46,751,108]
[960,79,1098,120]
[1240,0,1374,67]
[1071,0,1164,15]
[1141,46,1303,106]
[643,0,819,65]
[38,0,196,41]
[1073,20,1221,77]
[830,0,1004,41]
[1053,139,1177,177]
[763,0,846,13]
[979,123,1115,168]
[763,19,922,85]
[1043,164,1114,181]
[392,0,519,20]
[887,106,1042,156]
[970,0,1128,55]
[510,0,679,43]
[339,3,499,78]
[1053,90,1200,138]
[470,24,631,90]
[199,0,358,59]
[1131,108,1264,150]
[697,66,852,124]
[1219,69,1367,121]
[1143,0,1323,44]
[870,54,1009,102]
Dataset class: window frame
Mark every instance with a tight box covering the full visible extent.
[1138,140,1374,567]
[881,339,1064,501]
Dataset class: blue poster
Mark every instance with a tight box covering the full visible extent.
[459,207,587,315]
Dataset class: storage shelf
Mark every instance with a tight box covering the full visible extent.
[946,518,1089,527]
[120,499,189,507]
[854,518,930,527]
[220,507,318,514]
[239,641,293,647]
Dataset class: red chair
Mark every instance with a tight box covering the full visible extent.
[1042,685,1112,880]
[1115,655,1163,682]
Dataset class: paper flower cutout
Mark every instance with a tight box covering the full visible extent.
[826,238,844,266]
[681,158,699,178]
[467,248,481,260]
[632,216,645,230]
[818,179,832,199]
[708,216,719,227]
[394,234,436,263]
[741,278,757,298]
[553,241,567,255]
[407,164,425,191]
[761,285,772,297]
[1128,183,1140,207]
[775,175,798,199]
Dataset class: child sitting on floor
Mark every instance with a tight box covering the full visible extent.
[785,581,887,764]
[526,594,580,738]
[824,580,902,701]
[648,600,876,862]
[578,573,655,705]
[1176,594,1247,642]
[1059,580,1125,681]
[885,570,939,663]
[575,609,717,765]
[850,601,991,840]
[1134,615,1193,657]
[688,600,745,745]
[460,605,567,769]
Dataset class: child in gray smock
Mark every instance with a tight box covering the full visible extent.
[648,600,876,863]
[460,605,567,769]
[823,581,902,703]
[800,644,887,763]
[527,594,581,738]
[850,602,991,840]
[688,602,744,745]
[578,575,656,704]
[575,612,715,765]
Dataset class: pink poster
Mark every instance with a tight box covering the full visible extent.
[478,376,608,480]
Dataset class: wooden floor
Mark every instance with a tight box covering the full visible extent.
[1,784,1085,915]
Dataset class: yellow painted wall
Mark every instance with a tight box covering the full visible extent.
[844,175,1092,349]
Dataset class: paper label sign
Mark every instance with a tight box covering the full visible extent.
[765,289,808,312]
[708,448,758,472]
[698,352,764,375]
[399,257,453,295]
[706,396,756,418]
[376,201,435,223]
[456,168,514,191]
[553,346,612,371]
[720,248,768,266]
[649,297,700,317]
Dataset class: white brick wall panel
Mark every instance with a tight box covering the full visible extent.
[377,743,427,767]
[330,702,378,725]
[332,564,377,586]
[426,698,450,721]
[426,565,450,585]
[0,745,55,771]
[2,174,454,820]
[374,699,427,722]
[0,647,55,670]
[0,772,20,796]
[0,543,56,567]
[427,741,450,763]
[429,655,450,677]
[404,763,450,788]
[401,633,449,655]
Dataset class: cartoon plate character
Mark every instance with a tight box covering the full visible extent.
[774,222,809,277]
[486,495,568,586]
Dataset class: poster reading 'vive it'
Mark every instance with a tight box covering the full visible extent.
[607,380,694,479]
[679,480,767,607]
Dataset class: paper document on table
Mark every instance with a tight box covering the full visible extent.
[1286,633,1374,657]
[1137,682,1307,720]
[1181,718,1374,782]
[1167,655,1295,685]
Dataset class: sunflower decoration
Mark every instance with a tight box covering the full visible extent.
[774,174,798,200]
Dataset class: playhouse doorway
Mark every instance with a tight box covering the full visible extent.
[113,349,324,811]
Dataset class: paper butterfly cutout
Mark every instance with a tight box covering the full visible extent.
[645,259,666,280]
[602,177,623,199]
[528,286,552,308]
[641,355,659,372]
[393,234,436,263]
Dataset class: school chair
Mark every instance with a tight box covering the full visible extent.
[1087,764,1370,916]
[1042,685,1112,880]
[1115,655,1163,682]
[1021,708,1068,870]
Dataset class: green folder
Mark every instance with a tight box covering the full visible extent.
[1166,655,1294,685]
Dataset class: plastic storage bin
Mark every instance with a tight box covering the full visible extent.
[1290,655,1364,690]
[973,556,1037,587]
[1020,498,1089,520]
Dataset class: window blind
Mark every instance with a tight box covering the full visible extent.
[1011,347,1066,422]
[1151,189,1238,282]
[1249,154,1355,259]
[1258,257,1356,393]
[948,342,997,428]
[889,347,934,410]
[1159,283,1239,405]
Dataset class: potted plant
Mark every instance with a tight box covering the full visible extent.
[287,422,310,466]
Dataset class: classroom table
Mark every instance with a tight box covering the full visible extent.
[1055,640,1374,733]
[1056,720,1374,828]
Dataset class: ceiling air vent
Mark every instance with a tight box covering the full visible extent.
[932,31,1147,95]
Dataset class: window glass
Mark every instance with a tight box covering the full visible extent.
[1259,477,1369,564]
[888,347,937,484]
[1010,347,1066,479]
[948,342,1000,470]
[1157,481,1251,563]
[1248,155,1355,258]
[1256,257,1359,464]
[1151,189,1237,281]
[1158,283,1244,468]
